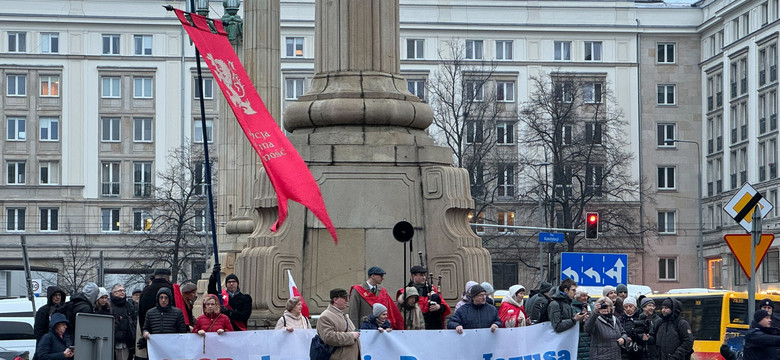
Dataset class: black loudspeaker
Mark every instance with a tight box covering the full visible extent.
[393,221,414,242]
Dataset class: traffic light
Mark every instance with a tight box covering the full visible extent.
[585,212,599,240]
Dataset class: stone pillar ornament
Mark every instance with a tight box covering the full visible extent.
[221,0,243,43]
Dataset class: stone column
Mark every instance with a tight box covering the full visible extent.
[235,0,491,325]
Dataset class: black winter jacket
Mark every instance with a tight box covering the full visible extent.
[138,278,175,328]
[446,302,501,329]
[36,313,72,360]
[34,286,67,341]
[207,272,252,330]
[111,295,137,347]
[360,315,392,330]
[619,311,643,360]
[142,288,188,335]
[56,292,94,337]
[548,291,577,333]
[648,298,693,360]
[744,326,780,360]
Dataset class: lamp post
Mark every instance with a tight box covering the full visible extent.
[672,139,703,288]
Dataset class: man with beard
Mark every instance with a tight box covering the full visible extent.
[648,298,693,360]
[110,284,136,360]
[208,265,252,331]
[398,266,451,329]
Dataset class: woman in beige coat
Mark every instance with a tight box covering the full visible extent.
[318,288,360,360]
[275,297,311,331]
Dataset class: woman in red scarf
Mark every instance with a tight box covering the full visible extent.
[193,294,234,335]
[499,284,529,328]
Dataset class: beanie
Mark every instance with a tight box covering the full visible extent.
[755,309,771,324]
[97,287,109,300]
[470,284,486,298]
[480,282,495,296]
[225,274,239,284]
[602,285,616,297]
[539,281,553,294]
[616,284,628,293]
[372,303,388,317]
[662,298,673,309]
[640,297,654,309]
[623,296,637,307]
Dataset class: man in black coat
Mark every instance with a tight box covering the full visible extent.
[750,298,780,330]
[447,284,501,333]
[529,281,553,323]
[55,282,98,338]
[141,288,188,338]
[208,265,252,330]
[110,284,136,360]
[648,298,693,360]
[744,309,780,360]
[138,269,176,329]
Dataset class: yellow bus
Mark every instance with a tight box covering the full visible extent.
[646,291,780,360]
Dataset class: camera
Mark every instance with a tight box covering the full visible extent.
[599,303,610,310]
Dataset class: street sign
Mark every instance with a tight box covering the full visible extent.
[31,279,42,295]
[561,252,627,286]
[724,183,774,232]
[724,234,775,279]
[539,232,564,243]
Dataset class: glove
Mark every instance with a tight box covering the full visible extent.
[213,263,221,274]
[137,337,147,350]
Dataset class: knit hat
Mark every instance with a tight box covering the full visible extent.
[132,288,143,295]
[330,288,348,299]
[97,287,109,300]
[760,298,775,309]
[623,296,637,307]
[372,303,388,317]
[470,284,486,298]
[755,309,771,324]
[225,274,239,284]
[616,284,628,293]
[602,285,616,297]
[480,282,495,296]
[509,284,526,297]
[539,281,553,294]
[662,298,673,309]
[640,297,654,309]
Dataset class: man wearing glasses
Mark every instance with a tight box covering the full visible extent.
[110,284,137,360]
[548,278,587,334]
[447,284,501,334]
[318,288,361,359]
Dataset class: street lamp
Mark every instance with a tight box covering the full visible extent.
[672,139,703,288]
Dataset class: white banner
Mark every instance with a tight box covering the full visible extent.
[148,323,578,360]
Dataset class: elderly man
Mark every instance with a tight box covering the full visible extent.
[447,284,501,334]
[208,265,252,331]
[179,282,198,327]
[110,284,136,360]
[349,266,402,329]
[318,288,360,360]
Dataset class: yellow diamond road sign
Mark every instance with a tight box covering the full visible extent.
[723,183,774,232]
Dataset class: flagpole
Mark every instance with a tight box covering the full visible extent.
[187,0,222,302]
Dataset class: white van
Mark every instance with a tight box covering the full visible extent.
[0,297,51,359]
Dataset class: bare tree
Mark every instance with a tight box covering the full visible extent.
[56,222,97,294]
[134,143,214,283]
[427,40,525,225]
[519,71,647,256]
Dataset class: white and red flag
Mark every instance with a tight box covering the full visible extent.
[173,9,338,243]
[287,270,310,318]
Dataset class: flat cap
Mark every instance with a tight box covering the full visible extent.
[367,266,386,276]
[330,288,348,299]
[410,265,427,274]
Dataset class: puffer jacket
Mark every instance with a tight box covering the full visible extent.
[572,298,592,360]
[548,290,577,333]
[142,288,188,335]
[36,313,72,360]
[360,314,392,330]
[649,298,693,360]
[446,301,501,329]
[743,326,780,360]
[585,311,628,360]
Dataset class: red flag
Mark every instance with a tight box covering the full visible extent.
[287,270,310,318]
[171,283,190,326]
[174,9,338,243]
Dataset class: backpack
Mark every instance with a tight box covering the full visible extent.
[309,335,333,360]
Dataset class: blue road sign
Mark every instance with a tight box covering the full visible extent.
[560,252,628,286]
[539,232,564,243]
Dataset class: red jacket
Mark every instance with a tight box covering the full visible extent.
[499,301,527,328]
[192,312,234,333]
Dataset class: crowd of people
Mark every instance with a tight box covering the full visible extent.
[31,264,780,360]
[31,266,253,360]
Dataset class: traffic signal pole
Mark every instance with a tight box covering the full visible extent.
[749,204,761,325]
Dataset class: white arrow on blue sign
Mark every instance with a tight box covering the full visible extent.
[560,252,627,286]
[539,232,564,243]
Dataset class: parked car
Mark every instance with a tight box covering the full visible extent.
[0,345,29,360]
[0,297,50,359]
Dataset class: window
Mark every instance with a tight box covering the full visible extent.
[734,255,748,286]
[496,122,514,144]
[40,118,59,141]
[495,40,513,60]
[658,167,676,190]
[7,75,26,96]
[584,41,602,61]
[559,125,572,146]
[658,211,676,234]
[195,78,214,99]
[657,84,676,105]
[585,122,602,145]
[583,82,603,103]
[133,118,153,142]
[101,208,120,232]
[133,209,152,232]
[554,41,571,61]
[133,162,152,197]
[407,39,424,59]
[102,34,120,55]
[7,161,25,185]
[554,81,573,103]
[40,208,58,232]
[39,76,59,97]
[7,118,26,141]
[285,78,304,100]
[101,77,120,98]
[586,165,603,196]
[194,161,208,195]
[133,77,153,98]
[133,35,152,55]
[765,250,780,283]
[497,164,515,197]
[465,120,483,144]
[285,37,304,57]
[407,80,425,101]
[657,123,675,147]
[6,208,25,231]
[764,2,770,25]
[101,117,120,142]
[101,162,120,197]
[195,208,209,233]
[496,81,515,102]
[657,43,675,63]
[497,211,515,232]
[465,40,483,60]
[40,32,58,54]
[39,161,59,185]
[465,81,484,102]
[8,32,26,53]
[658,257,677,280]
[469,211,485,234]
[194,119,213,143]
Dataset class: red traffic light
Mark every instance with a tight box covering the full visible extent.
[585,212,599,240]
[588,214,598,224]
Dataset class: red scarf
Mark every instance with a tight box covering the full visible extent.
[350,285,404,330]
[221,289,247,330]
